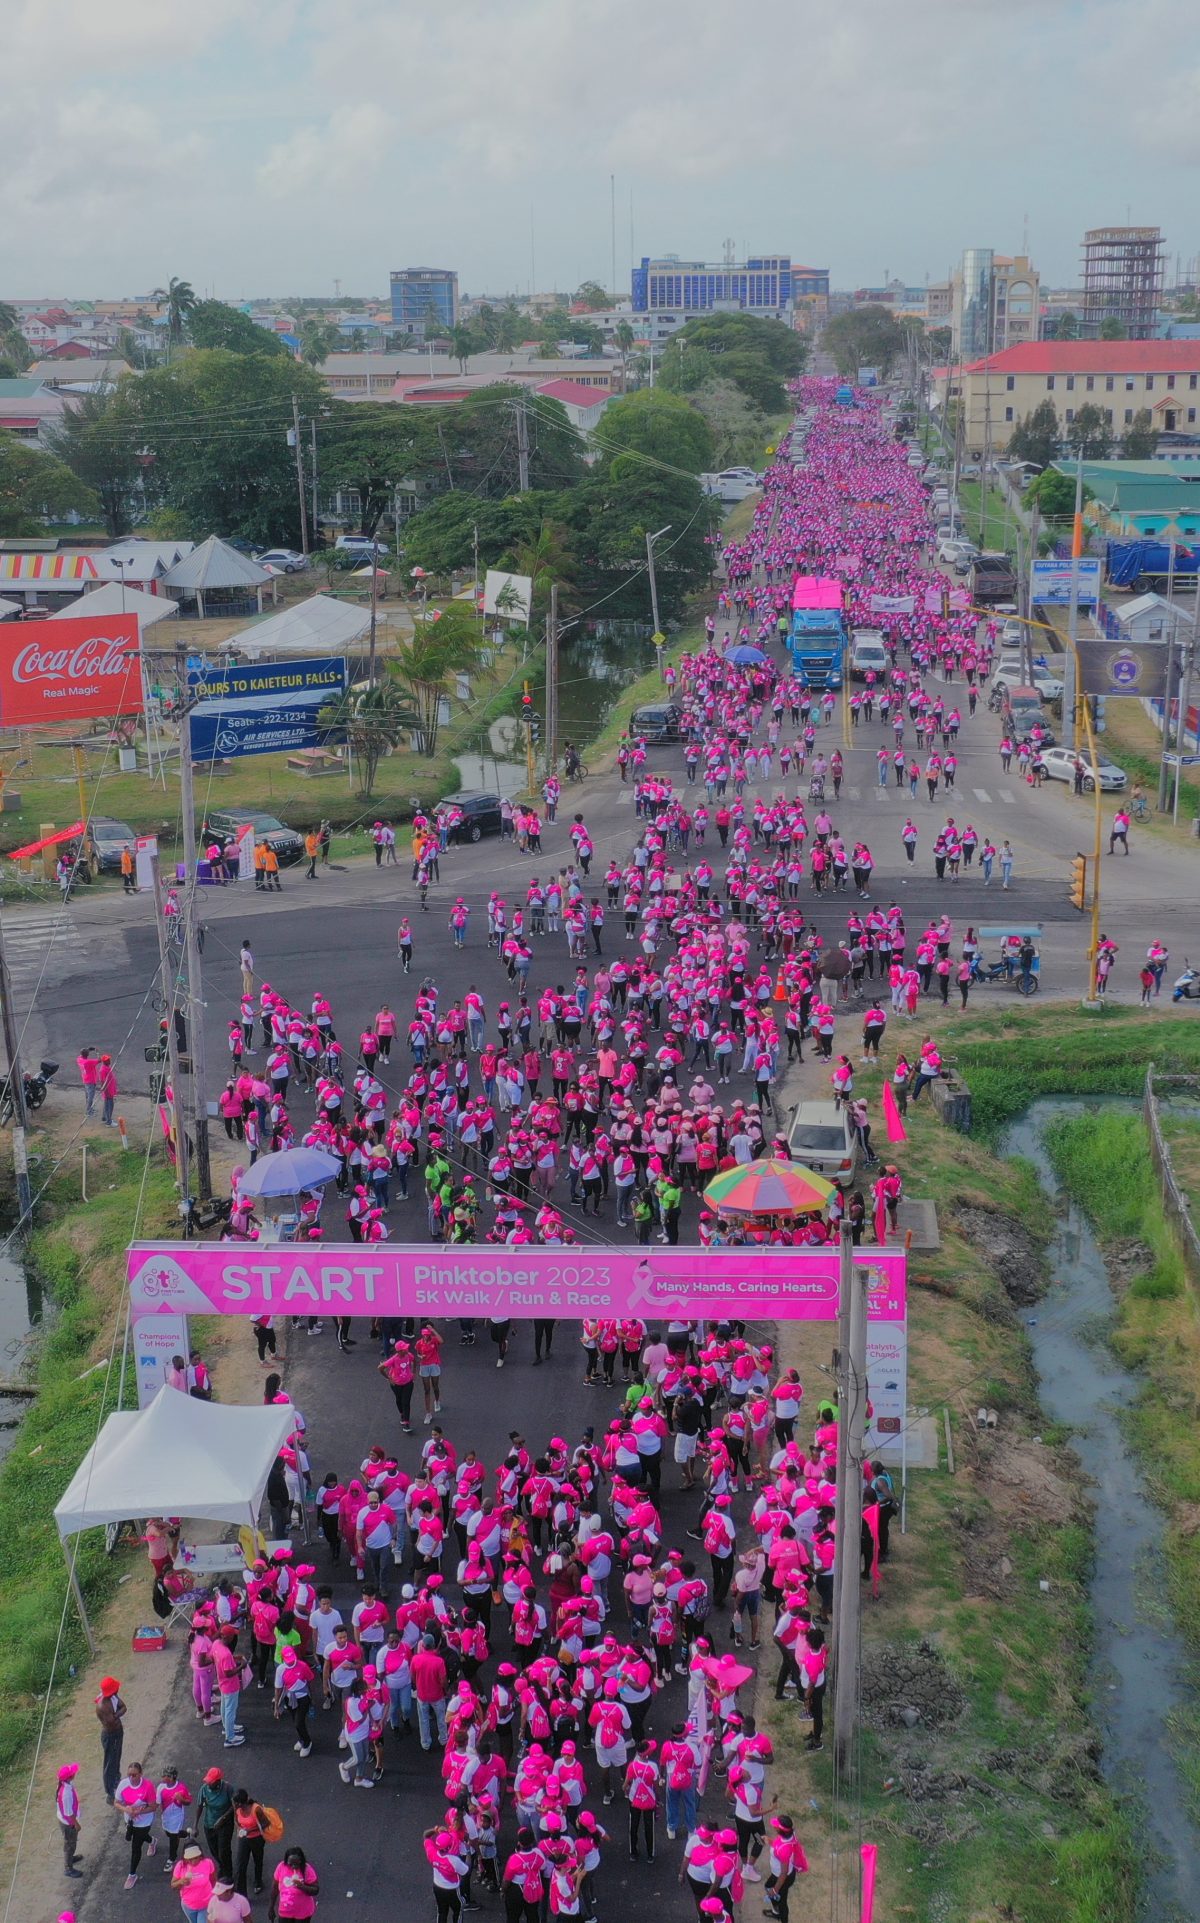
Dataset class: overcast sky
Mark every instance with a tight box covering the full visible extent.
[4,0,1196,304]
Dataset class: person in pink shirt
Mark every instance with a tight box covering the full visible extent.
[269,1847,320,1921]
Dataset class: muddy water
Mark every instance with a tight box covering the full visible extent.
[1004,1098,1200,1920]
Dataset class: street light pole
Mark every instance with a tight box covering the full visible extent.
[832,1223,868,1783]
[646,524,671,679]
[177,718,212,1200]
[0,902,33,1229]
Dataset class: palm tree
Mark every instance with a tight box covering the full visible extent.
[298,317,340,365]
[151,277,197,350]
[0,301,30,373]
[613,320,635,387]
[320,674,419,795]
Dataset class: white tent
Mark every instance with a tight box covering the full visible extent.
[48,580,179,632]
[55,1387,293,1540]
[231,592,372,659]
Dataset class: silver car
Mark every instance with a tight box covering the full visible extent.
[1039,747,1127,792]
[786,1100,859,1189]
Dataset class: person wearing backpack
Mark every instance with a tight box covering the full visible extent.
[231,1788,272,1897]
[624,1739,661,1862]
[502,1826,546,1923]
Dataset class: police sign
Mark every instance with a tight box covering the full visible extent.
[1076,640,1169,699]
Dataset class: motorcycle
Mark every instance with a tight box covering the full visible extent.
[0,1059,59,1122]
[1172,962,1200,1002]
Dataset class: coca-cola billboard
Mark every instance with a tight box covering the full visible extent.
[0,614,143,726]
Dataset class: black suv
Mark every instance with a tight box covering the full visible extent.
[435,791,503,843]
[630,702,682,744]
[88,817,138,874]
[206,809,305,866]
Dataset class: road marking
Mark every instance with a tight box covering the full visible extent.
[1,907,77,991]
[616,789,633,805]
[998,787,1017,804]
[848,786,862,801]
[872,788,890,804]
[973,787,992,804]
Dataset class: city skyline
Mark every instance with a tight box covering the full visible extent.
[1,0,1196,301]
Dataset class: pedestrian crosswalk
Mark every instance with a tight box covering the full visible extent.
[1,905,79,1004]
[973,787,992,803]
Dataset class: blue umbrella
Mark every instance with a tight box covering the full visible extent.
[724,644,766,664]
[237,1146,342,1198]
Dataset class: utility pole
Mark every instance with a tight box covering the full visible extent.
[310,417,319,545]
[646,524,671,678]
[290,397,309,555]
[1159,540,1180,811]
[367,536,380,688]
[176,719,212,1201]
[832,1223,868,1782]
[0,903,32,1229]
[1172,611,1196,827]
[516,394,530,494]
[1063,452,1084,753]
[149,852,190,1202]
[544,584,559,774]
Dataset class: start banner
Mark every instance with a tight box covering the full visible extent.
[0,613,142,726]
[127,1241,906,1323]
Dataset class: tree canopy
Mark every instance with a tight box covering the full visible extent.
[1007,399,1061,468]
[318,404,441,536]
[49,387,144,537]
[820,305,907,379]
[1064,402,1110,460]
[187,301,287,358]
[0,430,96,535]
[592,389,713,475]
[1023,468,1094,521]
[1119,409,1158,458]
[658,313,805,414]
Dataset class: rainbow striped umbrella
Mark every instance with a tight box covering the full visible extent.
[703,1157,833,1217]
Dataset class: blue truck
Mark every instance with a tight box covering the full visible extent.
[1105,539,1199,589]
[789,607,847,688]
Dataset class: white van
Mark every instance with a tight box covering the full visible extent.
[850,631,888,680]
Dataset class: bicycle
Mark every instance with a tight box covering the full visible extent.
[1130,794,1150,822]
[565,761,589,784]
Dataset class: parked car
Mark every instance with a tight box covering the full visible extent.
[629,702,682,744]
[937,538,977,566]
[960,461,982,479]
[1002,686,1057,744]
[1039,746,1127,792]
[935,519,964,542]
[435,791,503,842]
[206,809,305,865]
[88,816,138,874]
[786,1100,858,1189]
[991,656,1064,702]
[335,534,391,556]
[254,548,309,573]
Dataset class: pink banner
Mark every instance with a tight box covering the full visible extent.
[127,1242,906,1324]
[861,1844,878,1923]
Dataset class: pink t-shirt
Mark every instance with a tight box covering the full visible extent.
[274,1861,320,1919]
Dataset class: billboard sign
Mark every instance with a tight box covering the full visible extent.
[186,657,347,700]
[1030,558,1102,607]
[483,570,533,626]
[0,614,142,726]
[1076,639,1169,699]
[187,657,346,762]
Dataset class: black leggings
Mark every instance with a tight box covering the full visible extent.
[629,1806,655,1857]
[234,1832,265,1896]
[127,1826,153,1875]
[390,1381,414,1424]
[291,1695,311,1747]
[434,1889,462,1923]
[504,1894,539,1923]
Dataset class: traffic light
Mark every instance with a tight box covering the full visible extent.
[1069,853,1087,912]
[530,714,541,744]
[521,689,533,723]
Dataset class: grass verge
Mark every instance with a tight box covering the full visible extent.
[764,1045,1138,1922]
[0,1138,177,1774]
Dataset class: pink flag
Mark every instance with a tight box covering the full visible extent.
[923,586,943,614]
[881,1080,908,1144]
[861,1844,878,1923]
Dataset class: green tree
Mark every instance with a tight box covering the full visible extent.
[128,349,327,545]
[688,379,771,470]
[320,672,420,796]
[1098,316,1127,341]
[502,517,578,621]
[1023,468,1094,520]
[1065,402,1110,459]
[152,277,197,349]
[551,464,716,624]
[0,430,96,535]
[454,388,585,496]
[925,325,952,362]
[450,323,481,372]
[186,300,286,358]
[1119,408,1158,458]
[574,281,611,311]
[1007,398,1061,468]
[821,305,907,378]
[1053,311,1079,341]
[594,389,713,475]
[659,313,805,412]
[392,608,480,756]
[0,302,30,373]
[613,319,635,383]
[319,404,440,537]
[298,316,340,366]
[48,387,143,536]
[538,310,603,356]
[399,493,545,575]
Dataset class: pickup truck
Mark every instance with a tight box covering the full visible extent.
[969,551,1018,604]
